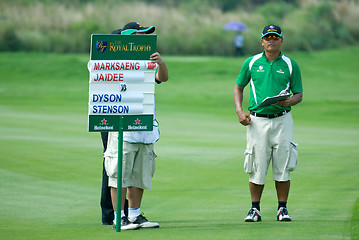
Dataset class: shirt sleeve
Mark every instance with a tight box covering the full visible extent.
[155,68,161,84]
[236,57,252,87]
[290,60,303,94]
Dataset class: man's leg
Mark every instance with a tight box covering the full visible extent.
[275,180,292,221]
[127,187,144,221]
[275,180,290,202]
[100,132,114,225]
[110,187,126,226]
[127,187,159,228]
[249,182,264,202]
[111,187,139,230]
[101,161,114,225]
[127,187,143,209]
[245,182,264,222]
[271,113,293,221]
[110,187,127,212]
[244,116,271,222]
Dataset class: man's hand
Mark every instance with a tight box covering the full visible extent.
[150,52,168,82]
[234,84,250,125]
[150,52,165,65]
[237,110,251,126]
[277,98,291,107]
[277,92,303,107]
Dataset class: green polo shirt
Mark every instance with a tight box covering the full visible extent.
[236,51,303,114]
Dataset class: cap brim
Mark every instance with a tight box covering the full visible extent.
[262,32,282,38]
[137,26,155,34]
[121,26,155,35]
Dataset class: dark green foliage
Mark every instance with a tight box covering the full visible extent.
[0,0,358,55]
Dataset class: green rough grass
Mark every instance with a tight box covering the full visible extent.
[0,48,359,240]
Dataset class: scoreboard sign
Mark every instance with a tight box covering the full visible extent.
[88,34,157,132]
[91,34,156,60]
[87,33,159,233]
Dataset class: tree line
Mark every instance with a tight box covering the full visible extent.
[1,0,358,55]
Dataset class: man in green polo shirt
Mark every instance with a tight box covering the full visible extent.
[234,24,303,222]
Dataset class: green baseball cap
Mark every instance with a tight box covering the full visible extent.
[261,25,282,38]
[120,22,155,35]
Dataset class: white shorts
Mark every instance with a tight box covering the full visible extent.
[105,142,156,190]
[243,112,298,185]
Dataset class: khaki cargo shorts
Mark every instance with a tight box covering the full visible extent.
[243,112,298,185]
[105,142,157,190]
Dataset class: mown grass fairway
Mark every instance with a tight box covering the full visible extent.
[0,48,358,240]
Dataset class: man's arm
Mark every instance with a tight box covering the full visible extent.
[277,92,303,107]
[234,84,251,126]
[150,52,168,82]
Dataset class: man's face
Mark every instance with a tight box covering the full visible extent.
[261,34,283,53]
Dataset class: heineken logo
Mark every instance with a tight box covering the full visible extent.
[134,118,141,124]
[127,118,148,130]
[88,115,153,132]
[93,117,114,131]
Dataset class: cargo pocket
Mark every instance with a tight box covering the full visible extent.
[243,147,254,174]
[286,141,298,171]
[104,156,118,178]
[150,151,157,178]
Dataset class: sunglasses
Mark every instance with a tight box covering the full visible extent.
[263,35,281,41]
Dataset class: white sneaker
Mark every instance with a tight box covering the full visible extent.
[244,208,262,222]
[113,217,140,230]
[131,213,159,228]
[277,207,292,221]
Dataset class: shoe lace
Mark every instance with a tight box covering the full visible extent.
[138,212,148,221]
[282,208,288,215]
[248,209,254,215]
[248,208,259,216]
[121,216,130,224]
[248,208,259,214]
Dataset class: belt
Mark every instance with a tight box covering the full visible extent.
[250,110,290,119]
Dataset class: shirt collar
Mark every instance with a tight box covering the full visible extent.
[262,51,283,62]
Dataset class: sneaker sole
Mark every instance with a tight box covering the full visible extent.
[121,225,140,230]
[113,224,140,230]
[278,218,292,222]
[140,225,160,229]
[139,223,160,228]
[244,219,262,222]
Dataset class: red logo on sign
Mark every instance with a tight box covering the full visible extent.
[101,119,107,125]
[134,118,141,125]
[147,62,156,70]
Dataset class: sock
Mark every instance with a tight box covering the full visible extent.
[114,210,126,224]
[252,201,260,211]
[278,201,287,210]
[128,208,140,220]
